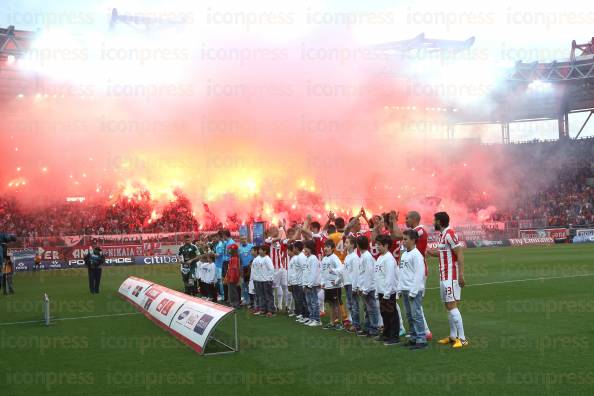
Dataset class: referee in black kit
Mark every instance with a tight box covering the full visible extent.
[84,242,105,294]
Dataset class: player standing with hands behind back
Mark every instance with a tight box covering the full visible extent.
[427,212,469,348]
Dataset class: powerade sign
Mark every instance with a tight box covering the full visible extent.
[106,257,133,265]
[67,257,134,266]
[16,255,180,272]
[69,259,86,267]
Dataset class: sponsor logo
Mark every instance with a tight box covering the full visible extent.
[193,314,214,335]
[473,240,505,248]
[519,229,567,240]
[177,310,190,321]
[69,259,86,266]
[132,285,143,297]
[105,257,133,265]
[143,255,179,265]
[145,287,163,299]
[15,262,27,271]
[143,298,153,310]
[509,237,554,246]
[576,229,594,237]
[573,235,594,244]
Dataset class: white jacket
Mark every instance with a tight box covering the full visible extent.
[250,256,261,282]
[357,250,376,295]
[302,254,321,288]
[375,252,398,298]
[297,252,307,286]
[398,247,426,297]
[341,251,359,287]
[287,255,300,286]
[201,262,216,284]
[321,253,343,289]
[195,261,203,280]
[254,255,275,282]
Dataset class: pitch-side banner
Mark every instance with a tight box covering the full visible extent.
[118,277,234,354]
[519,228,568,241]
[576,229,594,238]
[144,284,189,331]
[118,276,155,310]
[509,237,555,246]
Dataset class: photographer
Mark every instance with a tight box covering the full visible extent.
[2,255,14,295]
[84,243,105,294]
[0,234,17,295]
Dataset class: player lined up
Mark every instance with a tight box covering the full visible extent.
[179,210,468,349]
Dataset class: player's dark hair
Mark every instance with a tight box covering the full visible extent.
[223,229,231,238]
[327,224,337,234]
[304,240,316,253]
[184,234,191,239]
[257,245,270,255]
[324,239,336,249]
[310,221,321,231]
[346,235,357,247]
[356,235,369,250]
[293,240,304,251]
[403,229,419,240]
[434,212,450,228]
[334,217,345,229]
[376,234,392,248]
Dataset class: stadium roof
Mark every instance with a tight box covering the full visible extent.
[451,37,594,139]
[0,26,38,99]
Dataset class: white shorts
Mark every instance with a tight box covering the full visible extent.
[440,279,462,303]
[273,268,288,288]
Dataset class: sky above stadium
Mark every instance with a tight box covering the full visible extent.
[3,0,593,58]
[3,0,594,140]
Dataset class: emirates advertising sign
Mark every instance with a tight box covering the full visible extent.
[118,277,237,355]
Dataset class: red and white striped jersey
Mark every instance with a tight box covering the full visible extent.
[369,230,400,261]
[413,225,429,277]
[265,238,288,270]
[312,233,327,260]
[437,227,463,281]
[346,230,371,257]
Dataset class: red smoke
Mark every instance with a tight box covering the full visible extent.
[0,25,548,227]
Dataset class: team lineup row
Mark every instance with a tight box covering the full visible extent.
[179,210,469,349]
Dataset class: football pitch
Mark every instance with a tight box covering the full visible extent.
[1,244,593,395]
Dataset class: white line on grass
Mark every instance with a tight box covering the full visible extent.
[426,272,594,290]
[0,311,140,326]
[1,273,593,326]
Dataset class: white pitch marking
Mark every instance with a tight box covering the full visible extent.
[426,273,594,290]
[2,273,593,326]
[0,311,140,326]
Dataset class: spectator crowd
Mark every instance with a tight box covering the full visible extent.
[0,138,592,237]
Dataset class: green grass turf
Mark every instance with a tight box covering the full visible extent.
[1,244,594,395]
